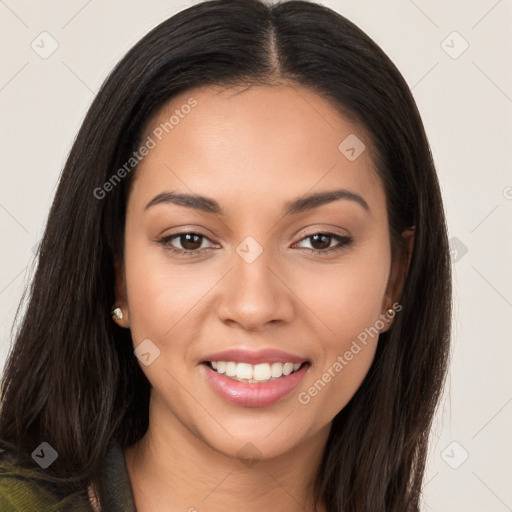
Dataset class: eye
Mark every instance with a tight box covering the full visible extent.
[293,232,352,255]
[157,232,217,256]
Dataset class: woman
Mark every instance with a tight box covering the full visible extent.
[0,0,451,510]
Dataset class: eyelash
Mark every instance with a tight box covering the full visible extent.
[157,231,353,257]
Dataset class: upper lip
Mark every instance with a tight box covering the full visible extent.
[202,348,309,365]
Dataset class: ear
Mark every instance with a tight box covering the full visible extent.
[111,257,130,328]
[380,227,415,332]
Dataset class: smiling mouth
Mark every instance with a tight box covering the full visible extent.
[204,361,309,383]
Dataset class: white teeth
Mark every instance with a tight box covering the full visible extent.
[236,363,253,380]
[282,362,294,376]
[225,361,237,377]
[253,363,271,381]
[208,360,304,382]
[270,362,282,378]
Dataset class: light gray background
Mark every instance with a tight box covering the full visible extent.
[1,1,511,510]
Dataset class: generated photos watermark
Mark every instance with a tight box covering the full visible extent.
[93,97,197,200]
[297,301,402,405]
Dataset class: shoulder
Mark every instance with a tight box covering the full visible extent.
[0,440,136,511]
[0,445,91,511]
[0,449,56,510]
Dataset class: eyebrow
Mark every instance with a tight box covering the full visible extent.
[144,188,370,216]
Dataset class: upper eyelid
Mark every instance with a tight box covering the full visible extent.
[163,231,217,245]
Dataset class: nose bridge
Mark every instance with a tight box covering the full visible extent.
[216,234,294,329]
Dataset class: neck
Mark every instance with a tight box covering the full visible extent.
[125,396,329,512]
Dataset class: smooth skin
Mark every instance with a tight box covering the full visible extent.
[114,82,413,512]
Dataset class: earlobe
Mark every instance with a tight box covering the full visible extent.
[111,305,129,327]
[111,257,130,328]
[112,307,124,320]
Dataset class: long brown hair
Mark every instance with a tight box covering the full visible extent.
[0,1,451,510]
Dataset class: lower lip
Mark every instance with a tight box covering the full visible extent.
[201,363,309,408]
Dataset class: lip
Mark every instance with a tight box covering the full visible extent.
[201,348,308,365]
[201,362,310,408]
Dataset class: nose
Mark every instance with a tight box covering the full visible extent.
[216,243,295,332]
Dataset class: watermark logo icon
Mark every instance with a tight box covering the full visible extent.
[449,237,468,263]
[236,236,263,264]
[237,442,263,468]
[441,31,469,59]
[134,339,161,366]
[441,441,469,469]
[31,32,59,59]
[338,134,365,161]
[32,442,58,469]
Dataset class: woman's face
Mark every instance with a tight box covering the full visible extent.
[117,83,404,459]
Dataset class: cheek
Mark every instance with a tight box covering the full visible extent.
[294,245,391,341]
[294,243,390,415]
[298,340,378,424]
[122,231,206,344]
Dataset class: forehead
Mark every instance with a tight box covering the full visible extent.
[129,83,384,218]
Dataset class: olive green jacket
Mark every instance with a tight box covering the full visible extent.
[0,442,136,511]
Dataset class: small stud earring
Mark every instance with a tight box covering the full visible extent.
[386,308,394,316]
[111,307,123,320]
